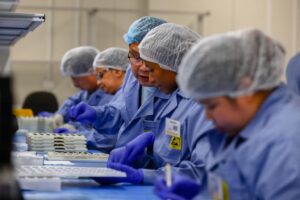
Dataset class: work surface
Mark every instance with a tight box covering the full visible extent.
[23,179,159,200]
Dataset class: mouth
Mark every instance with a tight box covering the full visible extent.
[138,75,149,82]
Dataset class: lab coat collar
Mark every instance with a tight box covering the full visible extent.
[238,83,288,140]
[207,84,289,170]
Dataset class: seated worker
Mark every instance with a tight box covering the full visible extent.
[51,46,113,128]
[155,29,300,200]
[56,47,129,152]
[286,52,300,95]
[68,16,167,149]
[94,23,212,185]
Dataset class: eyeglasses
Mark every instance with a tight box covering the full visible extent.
[96,69,108,80]
[128,53,144,66]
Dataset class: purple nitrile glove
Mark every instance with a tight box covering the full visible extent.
[54,127,71,134]
[37,111,54,117]
[154,175,201,200]
[107,132,155,167]
[69,102,97,125]
[93,163,143,185]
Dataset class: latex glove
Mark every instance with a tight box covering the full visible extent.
[37,111,54,117]
[53,113,64,128]
[154,175,201,200]
[60,123,76,131]
[93,163,143,185]
[54,127,71,134]
[69,102,97,125]
[107,132,155,167]
[54,123,78,134]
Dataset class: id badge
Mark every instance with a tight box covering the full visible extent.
[165,118,180,137]
[208,173,230,200]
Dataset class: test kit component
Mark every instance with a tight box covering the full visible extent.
[26,133,87,152]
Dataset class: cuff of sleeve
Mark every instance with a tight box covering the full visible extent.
[92,106,105,128]
[142,169,161,185]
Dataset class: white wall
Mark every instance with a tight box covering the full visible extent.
[10,0,300,107]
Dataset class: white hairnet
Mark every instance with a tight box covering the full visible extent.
[139,23,201,72]
[60,46,99,77]
[177,28,285,100]
[93,47,129,71]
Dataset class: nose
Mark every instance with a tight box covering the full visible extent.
[139,62,150,73]
[205,109,213,120]
[97,80,104,88]
[72,80,79,88]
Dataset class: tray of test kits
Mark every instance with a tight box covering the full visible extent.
[26,132,87,152]
[47,152,109,162]
[15,165,126,178]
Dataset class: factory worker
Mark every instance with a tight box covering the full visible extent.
[39,46,113,128]
[68,16,167,147]
[55,47,129,152]
[155,28,300,200]
[96,23,212,186]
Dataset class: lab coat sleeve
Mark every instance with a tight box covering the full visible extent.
[92,91,125,136]
[237,136,300,200]
[66,120,116,153]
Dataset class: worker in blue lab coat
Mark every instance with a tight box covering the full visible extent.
[55,47,129,152]
[95,23,212,186]
[39,46,113,128]
[68,16,167,147]
[154,29,300,200]
[286,52,300,95]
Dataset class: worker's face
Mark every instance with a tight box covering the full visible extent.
[71,74,98,92]
[199,96,251,137]
[128,43,155,86]
[95,67,124,94]
[144,60,177,94]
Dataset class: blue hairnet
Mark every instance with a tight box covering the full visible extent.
[93,47,129,71]
[286,53,300,95]
[61,46,99,77]
[123,16,167,45]
[177,28,285,99]
[139,23,201,72]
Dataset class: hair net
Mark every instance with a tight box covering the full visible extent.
[177,28,285,99]
[93,47,129,71]
[60,46,99,77]
[286,53,300,95]
[139,23,201,72]
[123,16,167,45]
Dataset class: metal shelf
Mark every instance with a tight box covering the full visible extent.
[0,12,45,46]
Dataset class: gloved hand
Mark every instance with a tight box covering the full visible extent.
[53,113,64,128]
[69,102,97,125]
[54,123,78,134]
[37,111,54,117]
[93,163,143,185]
[154,175,201,200]
[107,132,155,167]
[54,127,71,134]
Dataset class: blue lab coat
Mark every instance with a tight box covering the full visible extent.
[57,89,113,122]
[202,84,300,200]
[286,52,300,95]
[115,88,213,184]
